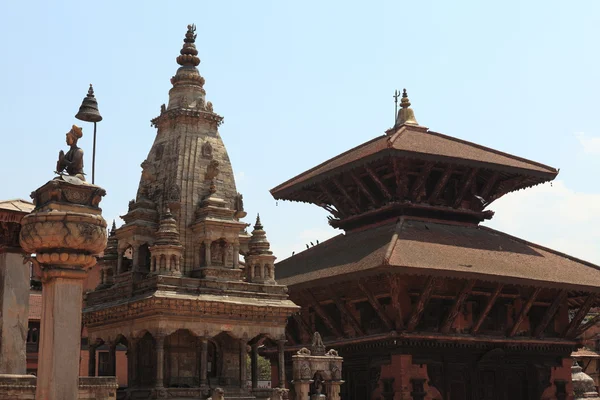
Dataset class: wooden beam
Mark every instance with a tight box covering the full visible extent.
[350,170,378,207]
[428,166,454,204]
[534,290,568,338]
[329,286,365,336]
[332,177,360,213]
[440,279,475,334]
[365,165,393,200]
[356,280,394,331]
[508,287,542,337]
[306,290,344,338]
[318,183,348,217]
[453,168,479,208]
[388,274,405,331]
[407,277,437,332]
[480,171,500,200]
[487,176,526,203]
[472,283,504,335]
[392,158,409,198]
[576,313,600,337]
[291,313,313,341]
[410,162,435,202]
[565,294,598,338]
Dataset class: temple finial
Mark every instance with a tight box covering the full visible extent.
[255,213,263,230]
[176,24,200,67]
[110,220,116,235]
[396,88,418,126]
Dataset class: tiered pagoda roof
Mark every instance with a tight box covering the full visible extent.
[271,91,557,230]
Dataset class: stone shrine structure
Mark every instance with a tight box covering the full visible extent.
[291,333,343,400]
[572,361,600,400]
[272,90,600,399]
[83,25,298,400]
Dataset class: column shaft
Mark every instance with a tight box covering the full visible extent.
[251,344,259,389]
[35,269,86,400]
[200,338,208,385]
[156,335,166,388]
[277,339,286,388]
[88,344,97,376]
[205,241,212,267]
[239,339,247,388]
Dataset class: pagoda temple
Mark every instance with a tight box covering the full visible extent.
[271,90,600,399]
[83,25,298,400]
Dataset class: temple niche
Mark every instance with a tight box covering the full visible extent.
[83,24,298,400]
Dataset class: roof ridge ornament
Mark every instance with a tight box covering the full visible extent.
[395,88,418,127]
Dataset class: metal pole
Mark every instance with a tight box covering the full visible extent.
[393,89,399,125]
[92,121,97,184]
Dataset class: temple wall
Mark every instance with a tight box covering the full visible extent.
[541,357,574,400]
[0,375,118,400]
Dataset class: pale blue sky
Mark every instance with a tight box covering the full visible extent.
[2,1,600,262]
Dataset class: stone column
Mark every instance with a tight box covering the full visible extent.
[325,381,342,400]
[200,337,208,386]
[36,268,88,400]
[132,245,139,272]
[155,333,166,388]
[223,242,229,267]
[127,337,138,388]
[233,242,240,269]
[251,343,259,389]
[204,240,212,267]
[19,144,108,400]
[0,251,30,375]
[117,252,123,274]
[239,338,247,388]
[277,339,286,388]
[88,343,97,377]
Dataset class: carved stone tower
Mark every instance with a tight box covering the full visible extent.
[117,24,247,275]
[245,214,277,284]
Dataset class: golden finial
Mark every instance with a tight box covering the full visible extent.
[396,88,418,126]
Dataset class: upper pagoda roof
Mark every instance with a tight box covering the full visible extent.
[271,125,557,199]
[276,218,600,294]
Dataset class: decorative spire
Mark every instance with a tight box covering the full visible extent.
[155,208,182,246]
[176,24,200,67]
[110,220,116,235]
[254,213,263,230]
[395,88,418,126]
[248,213,271,255]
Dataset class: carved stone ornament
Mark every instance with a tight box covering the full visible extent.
[20,177,107,269]
[206,101,214,112]
[325,349,339,357]
[311,332,326,356]
[205,159,220,180]
[201,141,213,159]
[297,347,311,356]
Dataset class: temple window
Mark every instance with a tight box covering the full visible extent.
[122,246,133,272]
[98,352,110,376]
[138,244,151,272]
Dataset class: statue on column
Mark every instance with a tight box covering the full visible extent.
[56,125,85,181]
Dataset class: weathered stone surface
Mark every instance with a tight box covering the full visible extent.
[0,252,29,375]
[0,374,36,400]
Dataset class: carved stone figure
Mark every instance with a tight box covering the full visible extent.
[310,372,325,396]
[56,125,85,181]
[311,332,326,356]
[234,193,247,218]
[208,387,224,400]
[202,142,213,159]
[205,159,220,180]
[206,101,214,112]
[160,103,166,114]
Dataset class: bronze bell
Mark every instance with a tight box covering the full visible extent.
[75,84,103,123]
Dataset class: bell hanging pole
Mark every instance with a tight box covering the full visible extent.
[75,84,103,184]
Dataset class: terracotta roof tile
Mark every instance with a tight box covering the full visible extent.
[271,126,557,197]
[277,218,600,293]
[28,293,42,320]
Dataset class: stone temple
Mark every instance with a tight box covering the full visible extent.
[83,25,298,399]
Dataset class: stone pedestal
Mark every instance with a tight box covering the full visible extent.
[0,252,30,375]
[20,177,107,400]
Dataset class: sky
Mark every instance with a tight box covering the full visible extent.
[1,1,600,264]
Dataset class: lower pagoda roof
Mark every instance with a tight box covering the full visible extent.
[276,218,600,294]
